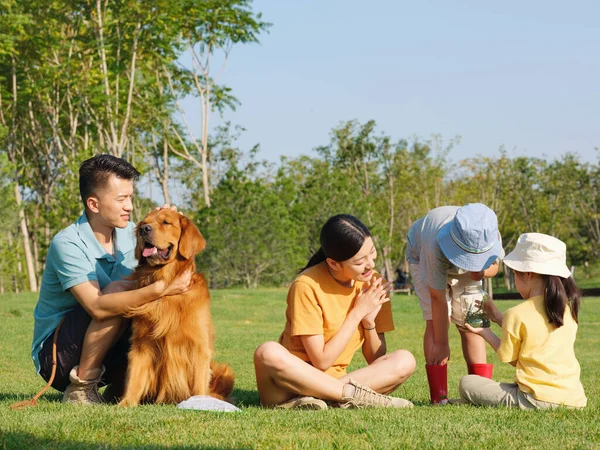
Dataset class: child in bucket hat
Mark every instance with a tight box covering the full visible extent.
[459,233,587,409]
[406,203,504,404]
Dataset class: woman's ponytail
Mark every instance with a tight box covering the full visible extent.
[300,248,327,273]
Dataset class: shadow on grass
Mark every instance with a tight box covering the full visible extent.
[0,391,62,404]
[230,387,260,408]
[2,388,260,409]
[0,431,246,450]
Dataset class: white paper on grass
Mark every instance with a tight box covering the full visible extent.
[177,395,241,412]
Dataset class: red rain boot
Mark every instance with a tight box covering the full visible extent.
[425,364,448,405]
[468,363,494,379]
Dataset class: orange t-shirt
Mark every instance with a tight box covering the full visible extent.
[279,261,395,378]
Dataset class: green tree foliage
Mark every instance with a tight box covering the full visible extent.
[296,120,452,281]
[176,118,600,288]
[0,153,25,292]
[196,165,303,288]
[0,2,597,291]
[0,0,268,291]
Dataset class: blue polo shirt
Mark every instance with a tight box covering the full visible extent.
[31,212,137,373]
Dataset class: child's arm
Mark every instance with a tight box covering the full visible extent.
[464,325,501,352]
[485,298,504,327]
[465,325,518,366]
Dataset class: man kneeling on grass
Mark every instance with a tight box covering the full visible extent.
[31,155,190,404]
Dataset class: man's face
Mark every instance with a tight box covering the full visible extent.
[93,175,134,228]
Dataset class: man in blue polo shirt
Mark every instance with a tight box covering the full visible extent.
[32,154,191,404]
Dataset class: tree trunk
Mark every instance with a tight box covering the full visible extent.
[31,202,41,282]
[44,191,52,258]
[486,277,493,300]
[200,93,211,207]
[14,183,38,292]
[13,274,19,294]
[32,235,41,286]
[384,163,395,283]
[382,246,394,284]
[503,263,512,291]
[162,134,171,204]
[7,231,15,293]
[32,202,41,276]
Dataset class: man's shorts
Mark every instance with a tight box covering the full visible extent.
[38,303,131,392]
[410,263,474,324]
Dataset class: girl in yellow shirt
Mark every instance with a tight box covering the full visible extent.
[459,233,586,409]
[254,214,416,409]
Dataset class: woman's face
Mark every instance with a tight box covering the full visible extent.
[338,236,378,283]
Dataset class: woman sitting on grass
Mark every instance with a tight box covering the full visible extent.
[460,233,587,409]
[254,214,416,410]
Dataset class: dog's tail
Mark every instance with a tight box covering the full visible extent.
[209,361,235,401]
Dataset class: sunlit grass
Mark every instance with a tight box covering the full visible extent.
[1,290,599,449]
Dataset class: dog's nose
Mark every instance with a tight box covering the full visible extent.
[140,224,152,235]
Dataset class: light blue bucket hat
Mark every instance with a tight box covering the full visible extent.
[436,203,503,272]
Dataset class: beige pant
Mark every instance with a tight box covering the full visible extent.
[410,263,473,324]
[459,375,561,410]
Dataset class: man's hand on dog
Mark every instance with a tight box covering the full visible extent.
[156,204,183,215]
[160,267,194,297]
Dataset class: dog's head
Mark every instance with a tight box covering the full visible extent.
[135,209,205,266]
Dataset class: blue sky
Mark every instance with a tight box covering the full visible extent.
[180,0,599,166]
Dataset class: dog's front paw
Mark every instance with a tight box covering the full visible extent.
[118,397,138,407]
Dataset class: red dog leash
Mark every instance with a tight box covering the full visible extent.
[11,318,65,409]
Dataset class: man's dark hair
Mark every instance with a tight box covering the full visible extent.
[79,154,141,205]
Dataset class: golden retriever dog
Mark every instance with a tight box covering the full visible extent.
[119,209,234,406]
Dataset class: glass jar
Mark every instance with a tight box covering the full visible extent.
[459,281,490,328]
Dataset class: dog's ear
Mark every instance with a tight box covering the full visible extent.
[134,220,145,262]
[178,216,206,259]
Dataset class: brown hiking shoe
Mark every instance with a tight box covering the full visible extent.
[275,396,328,410]
[62,365,105,405]
[339,379,414,409]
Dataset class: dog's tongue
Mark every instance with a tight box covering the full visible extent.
[142,246,158,257]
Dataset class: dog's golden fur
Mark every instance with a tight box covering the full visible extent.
[119,209,234,406]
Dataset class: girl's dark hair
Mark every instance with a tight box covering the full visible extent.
[544,275,581,327]
[300,214,371,273]
[79,154,140,205]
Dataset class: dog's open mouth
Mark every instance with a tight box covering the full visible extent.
[142,242,173,260]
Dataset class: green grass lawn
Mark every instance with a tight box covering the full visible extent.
[1,290,599,449]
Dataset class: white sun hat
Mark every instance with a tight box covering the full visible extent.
[503,233,571,278]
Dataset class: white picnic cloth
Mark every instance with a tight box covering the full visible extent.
[177,395,241,412]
